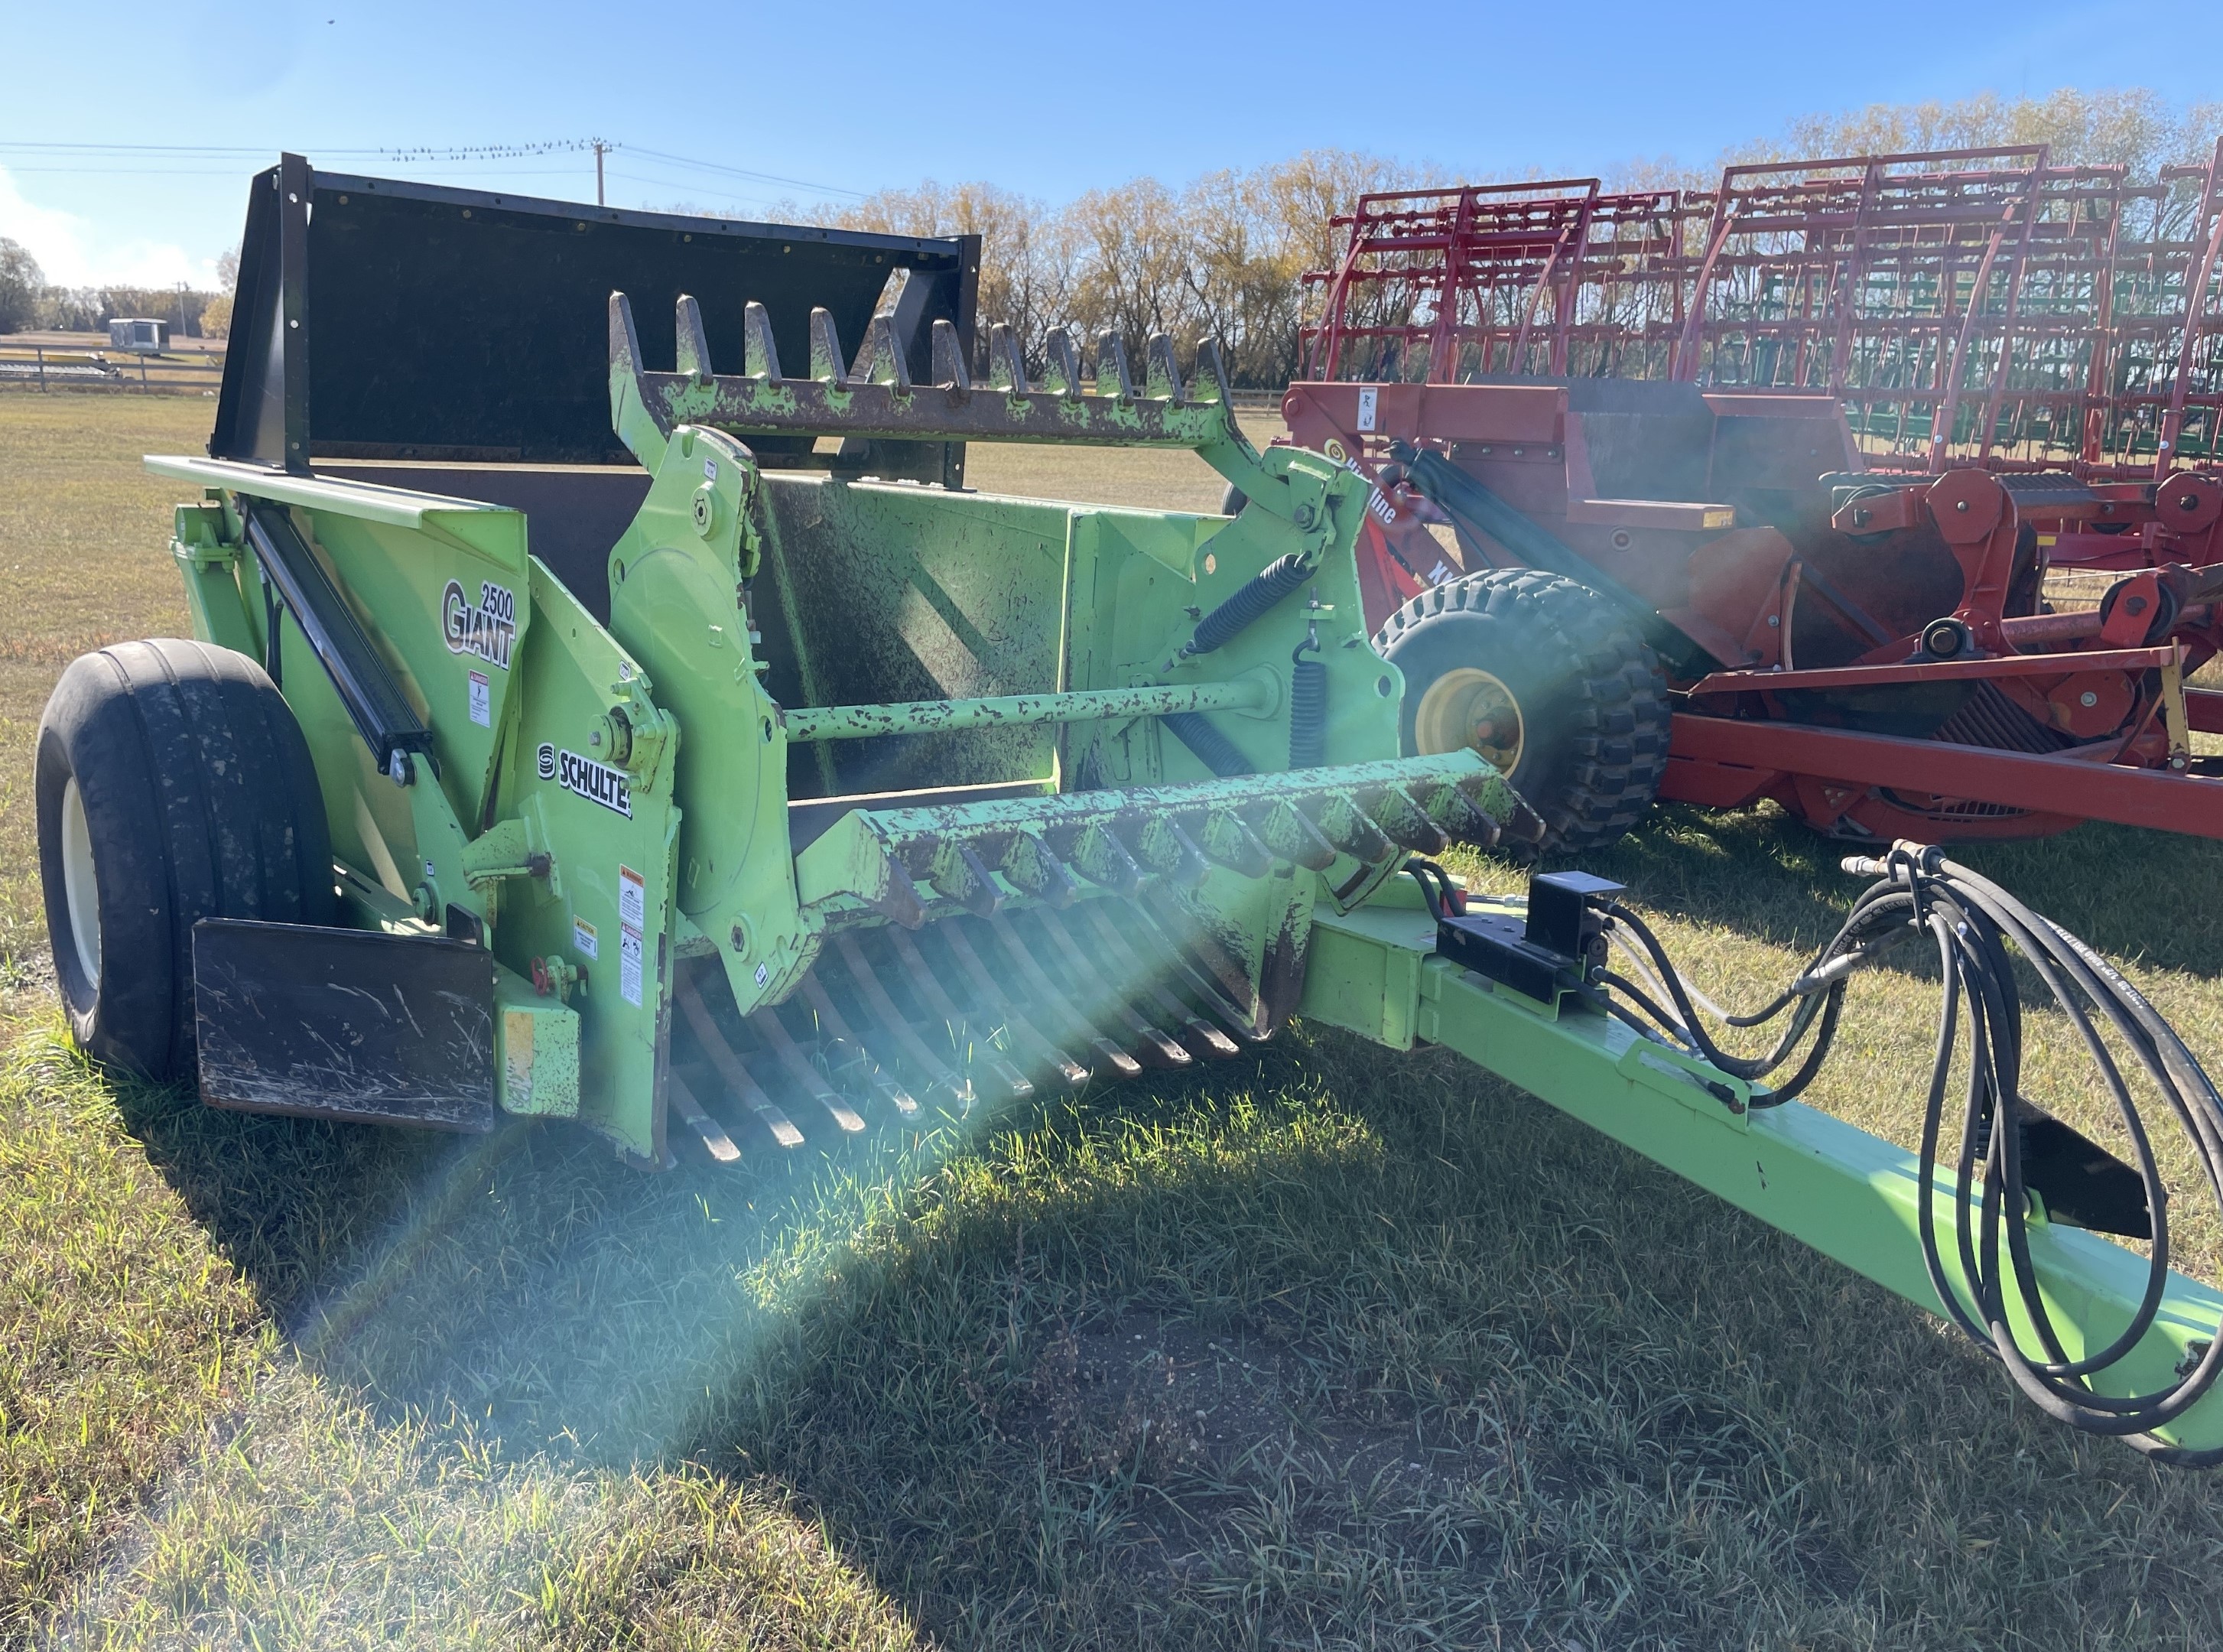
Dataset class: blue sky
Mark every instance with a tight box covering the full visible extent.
[0,0,2212,286]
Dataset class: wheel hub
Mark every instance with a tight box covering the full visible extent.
[1413,666,1524,774]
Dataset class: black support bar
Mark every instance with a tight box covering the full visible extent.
[242,502,434,777]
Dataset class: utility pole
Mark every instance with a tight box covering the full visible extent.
[593,139,609,207]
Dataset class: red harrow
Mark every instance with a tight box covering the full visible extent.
[1279,143,2223,851]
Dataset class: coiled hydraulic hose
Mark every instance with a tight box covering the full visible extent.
[1590,842,2223,1462]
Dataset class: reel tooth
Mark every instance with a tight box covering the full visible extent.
[915,837,1004,918]
[877,928,1031,1103]
[1063,820,1145,896]
[941,919,1090,1087]
[1125,815,1211,887]
[1363,784,1451,855]
[1307,791,1394,863]
[800,973,919,1118]
[749,1007,868,1134]
[986,910,1142,1079]
[668,1072,742,1163]
[1034,905,1191,1068]
[1415,779,1500,848]
[1246,798,1340,871]
[999,830,1077,907]
[1195,808,1276,877]
[1075,900,1240,1059]
[675,972,806,1149]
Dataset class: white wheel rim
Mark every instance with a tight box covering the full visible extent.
[60,776,102,992]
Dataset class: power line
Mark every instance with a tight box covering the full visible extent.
[621,145,869,200]
[0,138,869,199]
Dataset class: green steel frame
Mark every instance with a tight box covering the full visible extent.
[138,294,2223,1456]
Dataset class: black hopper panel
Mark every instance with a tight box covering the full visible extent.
[212,155,980,473]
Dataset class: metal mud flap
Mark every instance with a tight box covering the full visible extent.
[193,919,498,1130]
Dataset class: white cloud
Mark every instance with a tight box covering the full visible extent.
[0,167,219,288]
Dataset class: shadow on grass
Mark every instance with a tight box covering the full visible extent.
[105,837,2223,1644]
[1541,803,2223,981]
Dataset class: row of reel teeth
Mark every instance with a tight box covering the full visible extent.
[665,898,1263,1163]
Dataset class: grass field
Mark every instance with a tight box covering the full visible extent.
[9,393,2223,1647]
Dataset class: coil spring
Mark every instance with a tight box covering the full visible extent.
[1162,711,1254,777]
[1183,554,1312,657]
[1289,645,1327,769]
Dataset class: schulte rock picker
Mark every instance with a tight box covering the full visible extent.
[33,160,2223,1462]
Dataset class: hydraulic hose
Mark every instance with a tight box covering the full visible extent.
[1585,841,2223,1463]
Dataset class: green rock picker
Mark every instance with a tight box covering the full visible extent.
[36,157,2223,1463]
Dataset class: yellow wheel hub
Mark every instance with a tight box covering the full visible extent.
[1413,667,1524,773]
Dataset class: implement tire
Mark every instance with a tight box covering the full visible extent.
[36,639,333,1082]
[1376,570,1669,855]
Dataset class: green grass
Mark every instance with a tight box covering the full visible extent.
[0,394,202,967]
[9,399,2223,1646]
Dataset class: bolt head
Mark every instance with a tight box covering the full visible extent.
[2079,691,2098,707]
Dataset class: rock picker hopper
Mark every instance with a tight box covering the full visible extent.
[34,158,2223,1462]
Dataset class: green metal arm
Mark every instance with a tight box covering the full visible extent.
[1299,893,2223,1452]
[781,678,1277,743]
[606,292,1305,525]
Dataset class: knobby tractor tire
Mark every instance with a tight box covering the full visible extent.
[1375,569,1670,856]
[36,639,333,1082]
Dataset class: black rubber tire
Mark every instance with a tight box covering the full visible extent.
[1376,569,1670,855]
[1219,480,1245,517]
[36,639,334,1082]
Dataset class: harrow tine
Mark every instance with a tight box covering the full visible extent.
[941,919,1090,1087]
[675,974,806,1149]
[749,1009,869,1135]
[986,910,1142,1079]
[875,928,1031,1102]
[1075,900,1241,1059]
[1032,906,1191,1068]
[799,973,920,1118]
[668,1072,742,1163]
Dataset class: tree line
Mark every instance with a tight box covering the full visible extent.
[5,88,2213,384]
[807,88,2220,389]
[0,236,226,340]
